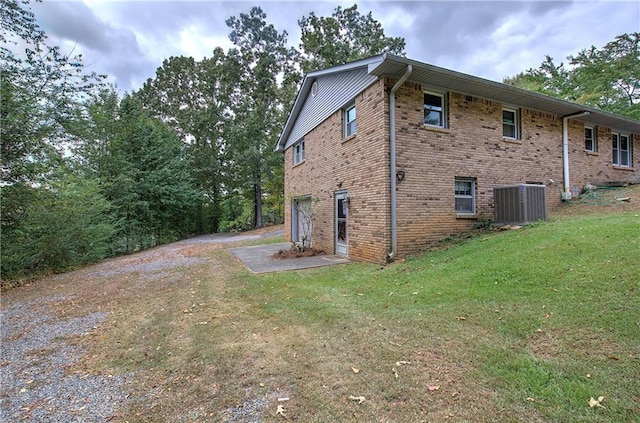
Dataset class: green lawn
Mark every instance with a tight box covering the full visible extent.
[13,209,637,422]
[244,212,640,421]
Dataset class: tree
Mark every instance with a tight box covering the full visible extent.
[225,7,300,228]
[1,172,118,281]
[1,0,105,185]
[298,4,406,73]
[505,33,640,119]
[135,51,233,233]
[97,95,202,252]
[1,0,114,282]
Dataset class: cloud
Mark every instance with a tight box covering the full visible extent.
[24,1,640,92]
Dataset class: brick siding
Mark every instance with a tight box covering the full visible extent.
[284,78,639,264]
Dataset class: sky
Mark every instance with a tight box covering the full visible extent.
[29,0,640,93]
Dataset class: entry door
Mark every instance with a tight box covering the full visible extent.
[335,191,348,256]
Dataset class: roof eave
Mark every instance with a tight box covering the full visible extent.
[370,54,640,134]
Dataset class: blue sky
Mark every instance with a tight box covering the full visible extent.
[31,0,640,92]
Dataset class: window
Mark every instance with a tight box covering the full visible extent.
[344,105,356,137]
[613,132,631,167]
[424,92,446,127]
[455,178,476,214]
[293,139,305,164]
[502,108,519,139]
[584,126,597,152]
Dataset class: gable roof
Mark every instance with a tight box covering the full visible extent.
[276,53,640,152]
[276,56,382,152]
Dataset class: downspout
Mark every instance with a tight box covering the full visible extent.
[561,111,590,200]
[388,65,412,261]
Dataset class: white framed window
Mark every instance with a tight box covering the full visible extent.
[612,132,631,167]
[344,104,356,137]
[293,139,305,164]
[455,177,476,215]
[585,126,597,152]
[424,91,446,127]
[502,107,519,139]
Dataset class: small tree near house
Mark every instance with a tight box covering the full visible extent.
[293,197,318,252]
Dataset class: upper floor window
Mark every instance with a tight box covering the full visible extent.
[454,177,476,215]
[612,132,631,167]
[344,105,356,137]
[424,92,446,127]
[293,139,305,164]
[585,126,597,152]
[502,108,519,139]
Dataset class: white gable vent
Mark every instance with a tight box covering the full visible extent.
[494,184,547,225]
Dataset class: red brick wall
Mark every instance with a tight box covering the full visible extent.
[568,124,640,187]
[284,77,639,264]
[393,82,639,257]
[284,79,392,263]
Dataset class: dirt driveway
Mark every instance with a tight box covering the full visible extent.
[1,226,285,422]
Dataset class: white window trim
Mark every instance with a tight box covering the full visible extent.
[293,139,305,165]
[613,132,631,167]
[455,177,476,215]
[344,104,356,138]
[584,125,597,152]
[424,90,447,128]
[502,107,520,140]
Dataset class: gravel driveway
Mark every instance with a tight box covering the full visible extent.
[0,228,283,422]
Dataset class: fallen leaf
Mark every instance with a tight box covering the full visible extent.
[276,404,286,416]
[526,397,535,402]
[456,316,466,321]
[588,396,605,409]
[427,385,440,391]
[352,367,360,374]
[395,361,411,366]
[349,395,366,404]
[393,367,399,379]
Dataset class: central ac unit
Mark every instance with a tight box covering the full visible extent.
[494,184,547,225]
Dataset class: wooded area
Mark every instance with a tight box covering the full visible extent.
[1,1,405,282]
[1,0,637,283]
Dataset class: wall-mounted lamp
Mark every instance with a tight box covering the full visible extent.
[336,180,343,188]
[396,170,405,182]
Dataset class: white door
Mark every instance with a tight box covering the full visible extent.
[335,191,348,256]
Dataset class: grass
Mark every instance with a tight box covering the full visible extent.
[241,212,639,422]
[4,203,639,422]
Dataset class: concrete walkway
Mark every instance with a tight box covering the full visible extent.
[228,242,350,274]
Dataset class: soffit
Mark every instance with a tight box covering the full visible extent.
[370,54,640,134]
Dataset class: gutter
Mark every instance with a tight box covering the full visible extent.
[387,64,413,261]
[561,111,590,200]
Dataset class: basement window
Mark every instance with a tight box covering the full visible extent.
[455,177,476,215]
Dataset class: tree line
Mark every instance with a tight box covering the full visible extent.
[2,0,636,284]
[1,1,405,283]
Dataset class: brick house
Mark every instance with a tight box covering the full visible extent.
[276,54,640,264]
